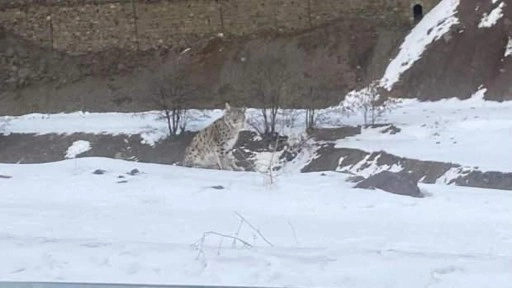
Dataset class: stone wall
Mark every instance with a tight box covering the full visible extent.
[0,0,440,55]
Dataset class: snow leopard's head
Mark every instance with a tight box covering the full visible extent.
[224,102,246,129]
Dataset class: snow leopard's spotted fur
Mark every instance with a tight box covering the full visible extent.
[183,103,246,170]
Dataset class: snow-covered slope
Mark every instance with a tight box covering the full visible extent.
[338,93,512,172]
[379,0,512,101]
[0,158,511,287]
[380,0,460,90]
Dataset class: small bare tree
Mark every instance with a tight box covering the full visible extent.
[246,56,295,139]
[343,81,400,126]
[304,86,317,130]
[151,59,192,137]
[301,54,340,130]
[305,108,316,130]
[301,78,317,130]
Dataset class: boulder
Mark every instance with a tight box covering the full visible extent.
[354,171,423,198]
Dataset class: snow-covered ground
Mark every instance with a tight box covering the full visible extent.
[338,93,512,172]
[0,110,225,146]
[2,92,512,172]
[0,158,511,287]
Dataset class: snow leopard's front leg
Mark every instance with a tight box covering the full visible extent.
[219,147,244,171]
[213,149,224,170]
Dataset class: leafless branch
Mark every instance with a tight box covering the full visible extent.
[205,231,253,247]
[343,80,401,126]
[192,230,253,262]
[150,55,193,137]
[232,219,244,248]
[234,211,274,247]
[287,221,300,246]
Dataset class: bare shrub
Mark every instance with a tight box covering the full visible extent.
[247,56,295,138]
[343,80,401,126]
[192,212,273,265]
[305,108,316,130]
[150,55,193,137]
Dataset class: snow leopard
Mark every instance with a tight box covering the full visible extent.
[183,103,246,171]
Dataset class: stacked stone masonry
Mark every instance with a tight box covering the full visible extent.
[0,0,440,54]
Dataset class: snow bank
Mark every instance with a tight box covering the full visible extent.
[479,1,506,28]
[505,37,512,57]
[65,140,92,159]
[0,110,223,146]
[380,0,460,90]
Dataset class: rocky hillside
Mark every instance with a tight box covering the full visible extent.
[1,7,409,114]
[385,0,512,101]
[1,0,510,115]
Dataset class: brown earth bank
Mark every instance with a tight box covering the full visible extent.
[0,130,284,169]
[302,144,512,191]
[0,18,409,115]
[388,0,512,101]
[1,0,510,115]
[1,129,511,191]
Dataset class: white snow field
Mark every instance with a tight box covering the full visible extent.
[0,158,511,288]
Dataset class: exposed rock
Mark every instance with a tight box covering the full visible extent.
[346,175,366,183]
[280,150,297,162]
[301,144,351,172]
[303,144,455,184]
[354,171,424,198]
[93,169,106,175]
[454,171,512,191]
[127,168,140,176]
[381,125,401,135]
[234,130,295,171]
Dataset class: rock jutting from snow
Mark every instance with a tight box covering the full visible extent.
[354,171,424,198]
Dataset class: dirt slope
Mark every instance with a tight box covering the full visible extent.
[0,17,408,114]
[1,1,510,115]
[388,0,512,101]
